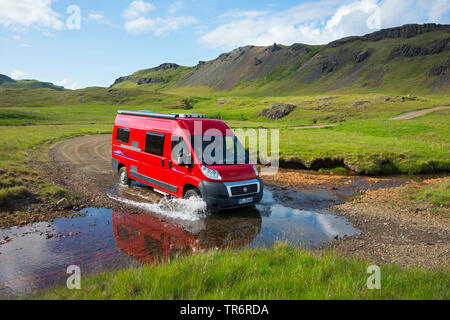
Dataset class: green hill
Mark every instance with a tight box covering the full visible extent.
[0,74,65,91]
[112,63,192,91]
[112,24,450,95]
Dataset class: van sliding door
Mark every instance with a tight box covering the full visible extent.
[133,131,177,194]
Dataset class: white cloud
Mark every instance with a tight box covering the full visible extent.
[123,1,155,20]
[123,0,197,35]
[153,16,198,35]
[88,11,114,27]
[428,0,450,22]
[124,16,155,34]
[125,15,197,35]
[57,78,79,90]
[380,0,450,27]
[218,9,268,21]
[0,0,64,30]
[168,1,182,14]
[199,0,450,49]
[88,12,105,22]
[10,69,27,79]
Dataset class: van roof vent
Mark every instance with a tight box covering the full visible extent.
[117,110,205,120]
[177,113,205,119]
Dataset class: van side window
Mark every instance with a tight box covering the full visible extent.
[172,136,191,164]
[116,128,130,144]
[145,132,165,157]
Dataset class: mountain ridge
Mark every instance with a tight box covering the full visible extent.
[112,23,450,94]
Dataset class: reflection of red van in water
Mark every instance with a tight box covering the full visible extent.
[112,110,263,210]
[112,211,261,263]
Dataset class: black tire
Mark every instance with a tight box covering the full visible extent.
[184,188,201,200]
[118,166,132,186]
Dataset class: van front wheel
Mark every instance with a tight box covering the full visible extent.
[184,188,201,200]
[119,167,132,186]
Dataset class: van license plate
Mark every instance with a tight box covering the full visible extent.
[239,197,253,205]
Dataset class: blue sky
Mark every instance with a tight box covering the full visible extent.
[0,0,449,89]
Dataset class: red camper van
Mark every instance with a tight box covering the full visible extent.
[112,110,263,210]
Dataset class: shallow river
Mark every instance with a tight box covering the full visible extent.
[0,184,359,297]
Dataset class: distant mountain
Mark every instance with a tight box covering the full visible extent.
[112,23,450,94]
[0,74,65,91]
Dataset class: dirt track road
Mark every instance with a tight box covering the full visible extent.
[51,134,112,174]
[47,134,123,210]
[390,106,450,120]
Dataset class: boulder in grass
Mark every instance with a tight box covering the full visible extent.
[57,198,72,209]
[260,103,297,120]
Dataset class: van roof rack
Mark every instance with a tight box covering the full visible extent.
[117,110,205,120]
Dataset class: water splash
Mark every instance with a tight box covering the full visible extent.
[107,188,208,221]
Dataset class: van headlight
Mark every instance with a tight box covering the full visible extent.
[201,166,222,181]
[252,164,259,177]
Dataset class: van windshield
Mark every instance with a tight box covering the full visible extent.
[191,135,249,166]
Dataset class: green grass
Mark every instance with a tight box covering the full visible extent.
[276,111,450,174]
[408,180,450,206]
[34,244,449,300]
[0,79,64,91]
[0,186,29,207]
[41,184,68,200]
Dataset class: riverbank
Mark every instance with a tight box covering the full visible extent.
[33,244,449,300]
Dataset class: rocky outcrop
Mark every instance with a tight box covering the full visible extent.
[428,57,450,76]
[321,56,338,73]
[390,38,449,58]
[111,63,179,87]
[260,103,296,120]
[352,50,370,63]
[289,43,312,53]
[327,23,450,48]
[152,63,179,71]
[111,76,165,86]
[267,43,282,52]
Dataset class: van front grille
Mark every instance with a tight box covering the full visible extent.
[230,184,258,197]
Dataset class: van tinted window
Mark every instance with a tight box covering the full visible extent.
[145,132,165,157]
[116,128,130,144]
[172,136,191,164]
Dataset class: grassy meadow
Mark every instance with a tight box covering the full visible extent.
[34,244,449,300]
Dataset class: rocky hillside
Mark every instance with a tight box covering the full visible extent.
[0,74,64,91]
[113,24,450,95]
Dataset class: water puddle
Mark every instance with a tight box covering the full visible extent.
[0,185,359,297]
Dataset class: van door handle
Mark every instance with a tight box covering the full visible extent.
[168,160,172,169]
[161,159,165,167]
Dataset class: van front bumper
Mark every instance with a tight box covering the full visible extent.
[198,178,263,210]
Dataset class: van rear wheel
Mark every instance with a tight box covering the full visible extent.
[184,189,201,200]
[119,167,132,186]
